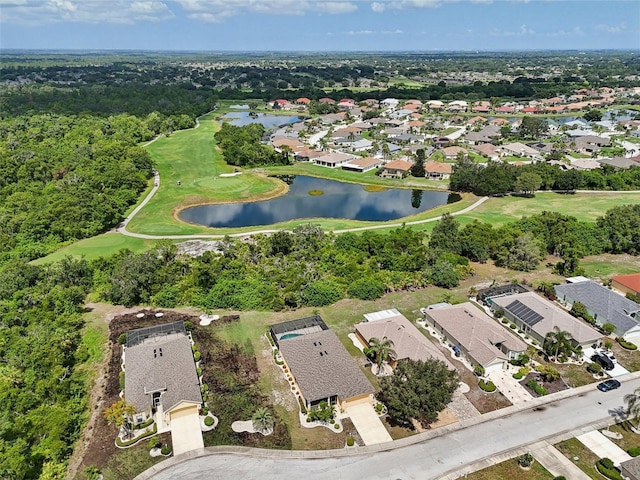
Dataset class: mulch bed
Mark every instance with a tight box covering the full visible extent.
[522,372,569,397]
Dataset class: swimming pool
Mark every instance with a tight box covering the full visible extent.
[280,333,301,340]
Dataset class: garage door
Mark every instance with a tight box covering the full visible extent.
[169,405,204,456]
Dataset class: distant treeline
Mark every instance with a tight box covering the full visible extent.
[450,158,640,196]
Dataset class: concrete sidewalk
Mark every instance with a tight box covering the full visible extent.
[345,403,392,446]
[533,441,590,479]
[488,368,533,405]
[577,430,632,466]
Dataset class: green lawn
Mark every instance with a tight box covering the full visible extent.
[580,254,640,281]
[463,458,554,480]
[32,233,162,264]
[602,423,640,453]
[554,438,601,480]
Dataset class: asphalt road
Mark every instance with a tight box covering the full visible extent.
[145,378,639,480]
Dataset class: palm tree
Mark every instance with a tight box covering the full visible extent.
[368,336,397,369]
[625,386,640,429]
[251,407,275,434]
[543,329,573,362]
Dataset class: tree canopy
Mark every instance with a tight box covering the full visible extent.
[378,359,459,429]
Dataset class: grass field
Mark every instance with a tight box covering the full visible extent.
[463,458,554,480]
[554,438,601,480]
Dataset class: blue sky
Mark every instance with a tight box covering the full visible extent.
[1,0,639,51]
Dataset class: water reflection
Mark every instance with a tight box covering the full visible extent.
[179,176,454,228]
[220,111,303,129]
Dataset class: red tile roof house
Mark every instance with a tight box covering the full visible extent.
[423,303,528,373]
[612,273,640,300]
[318,97,336,104]
[271,99,294,109]
[424,161,452,180]
[296,97,311,105]
[354,309,454,371]
[495,105,515,114]
[379,159,413,178]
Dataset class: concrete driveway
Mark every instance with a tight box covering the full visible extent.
[577,430,632,466]
[169,405,204,456]
[345,403,392,446]
[488,368,533,405]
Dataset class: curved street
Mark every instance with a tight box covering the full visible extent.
[137,375,640,480]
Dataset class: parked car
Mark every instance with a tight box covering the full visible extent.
[597,379,621,392]
[596,349,617,364]
[591,353,615,371]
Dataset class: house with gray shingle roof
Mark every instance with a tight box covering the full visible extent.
[124,321,203,444]
[275,319,374,410]
[491,292,602,348]
[423,302,527,372]
[555,280,640,339]
[355,309,454,370]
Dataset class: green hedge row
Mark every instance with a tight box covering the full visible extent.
[116,424,157,448]
[596,458,622,480]
[478,380,496,392]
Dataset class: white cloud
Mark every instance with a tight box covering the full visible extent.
[371,1,386,12]
[347,29,374,35]
[1,0,175,25]
[178,0,357,23]
[595,22,627,34]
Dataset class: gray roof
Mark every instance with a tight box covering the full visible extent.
[355,312,454,369]
[492,292,602,345]
[125,332,202,413]
[555,281,640,335]
[278,329,374,404]
[621,456,640,480]
[425,303,527,368]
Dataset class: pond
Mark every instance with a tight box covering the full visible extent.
[220,111,303,129]
[178,176,457,228]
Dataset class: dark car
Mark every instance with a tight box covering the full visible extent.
[597,379,621,392]
[591,353,615,371]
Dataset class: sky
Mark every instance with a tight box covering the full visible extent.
[1,0,639,52]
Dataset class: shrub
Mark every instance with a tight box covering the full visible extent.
[628,447,640,457]
[117,333,127,345]
[347,276,386,300]
[148,437,160,449]
[535,364,560,382]
[617,338,638,350]
[160,444,172,455]
[204,416,214,427]
[553,477,567,480]
[184,321,194,331]
[197,367,202,377]
[509,324,517,329]
[266,330,275,347]
[602,323,616,335]
[202,406,209,416]
[132,417,154,430]
[526,379,547,396]
[346,436,355,447]
[307,401,335,424]
[119,371,125,390]
[509,354,529,367]
[116,424,157,447]
[194,351,202,362]
[375,403,384,413]
[334,423,340,430]
[587,362,602,374]
[478,380,496,392]
[84,466,101,480]
[595,458,622,480]
[512,372,524,380]
[501,318,509,324]
[201,384,208,394]
[474,365,485,377]
[518,453,534,468]
[273,349,284,365]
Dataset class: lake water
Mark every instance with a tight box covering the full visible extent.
[220,111,303,129]
[179,176,456,228]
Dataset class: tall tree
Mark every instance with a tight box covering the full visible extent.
[624,386,640,428]
[368,336,397,369]
[104,399,136,439]
[514,172,543,196]
[428,213,460,253]
[543,329,574,362]
[410,148,426,178]
[378,359,459,429]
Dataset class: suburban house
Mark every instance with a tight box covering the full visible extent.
[313,152,356,168]
[499,142,541,158]
[341,157,382,173]
[491,292,602,348]
[379,159,413,178]
[441,145,467,160]
[354,309,454,370]
[611,273,640,300]
[554,280,640,340]
[424,161,452,180]
[124,321,204,455]
[621,456,640,480]
[271,316,375,410]
[471,143,499,161]
[423,303,527,373]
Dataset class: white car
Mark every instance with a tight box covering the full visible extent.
[595,348,617,364]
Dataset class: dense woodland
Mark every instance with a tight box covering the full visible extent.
[1,53,640,480]
[214,123,291,167]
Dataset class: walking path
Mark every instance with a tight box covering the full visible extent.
[577,430,632,466]
[488,367,534,405]
[532,441,591,479]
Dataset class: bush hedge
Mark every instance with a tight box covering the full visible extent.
[526,379,547,396]
[161,444,172,455]
[512,372,524,380]
[204,416,214,427]
[297,396,307,414]
[346,436,355,447]
[595,458,622,480]
[478,380,497,392]
[628,447,640,457]
[617,338,638,350]
[273,349,284,365]
[587,362,602,374]
[116,424,157,447]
